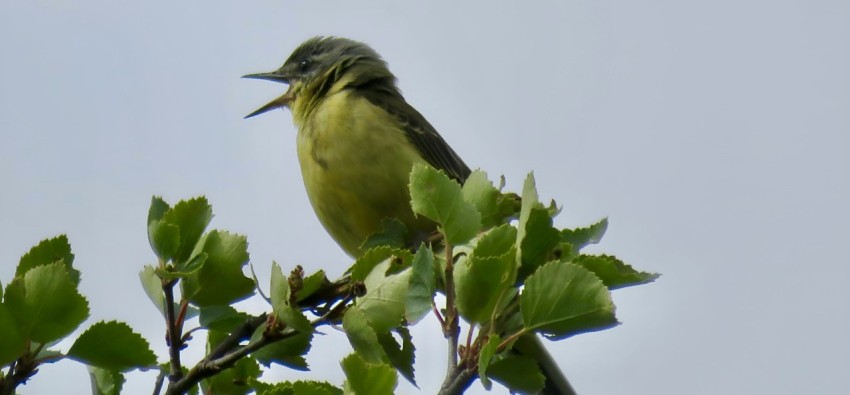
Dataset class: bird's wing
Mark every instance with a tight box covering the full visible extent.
[356,86,471,183]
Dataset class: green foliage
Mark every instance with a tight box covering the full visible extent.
[341,353,397,395]
[88,366,125,395]
[0,167,657,395]
[4,262,89,343]
[404,246,436,324]
[409,163,481,244]
[15,235,80,285]
[68,321,156,371]
[521,261,618,339]
[454,225,517,323]
[249,322,313,371]
[488,355,546,393]
[181,230,255,306]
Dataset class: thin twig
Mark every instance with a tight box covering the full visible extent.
[152,369,166,395]
[162,280,182,381]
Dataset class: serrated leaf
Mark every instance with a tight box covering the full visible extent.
[269,262,312,333]
[461,170,503,229]
[164,197,213,264]
[518,208,562,280]
[252,380,343,395]
[361,218,409,251]
[342,307,386,364]
[488,355,545,394]
[455,225,517,323]
[250,323,312,370]
[4,262,89,343]
[520,261,618,340]
[572,254,660,289]
[88,366,125,395]
[182,230,254,307]
[139,265,166,316]
[16,235,80,285]
[341,353,396,395]
[357,258,411,332]
[376,327,416,385]
[147,196,170,224]
[350,246,397,282]
[561,218,608,250]
[516,173,541,250]
[409,164,481,244]
[147,220,180,262]
[289,381,342,395]
[296,270,327,302]
[68,321,156,371]
[405,246,436,324]
[455,254,515,324]
[0,303,26,365]
[478,334,501,390]
[202,356,260,395]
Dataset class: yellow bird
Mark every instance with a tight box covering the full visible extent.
[244,36,470,257]
[244,36,574,395]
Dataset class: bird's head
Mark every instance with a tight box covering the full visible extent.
[244,36,394,120]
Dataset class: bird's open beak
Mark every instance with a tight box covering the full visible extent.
[243,72,296,119]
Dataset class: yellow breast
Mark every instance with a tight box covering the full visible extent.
[294,91,432,257]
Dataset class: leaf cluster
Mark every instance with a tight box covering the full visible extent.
[1,165,657,395]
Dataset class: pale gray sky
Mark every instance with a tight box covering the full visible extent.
[1,1,848,394]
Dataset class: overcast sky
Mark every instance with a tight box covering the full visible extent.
[1,1,848,394]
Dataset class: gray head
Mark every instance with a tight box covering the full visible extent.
[243,37,396,118]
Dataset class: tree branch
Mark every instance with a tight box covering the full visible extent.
[162,279,183,382]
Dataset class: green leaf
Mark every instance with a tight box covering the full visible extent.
[516,173,542,251]
[181,230,254,307]
[518,208,562,280]
[4,262,89,343]
[202,356,260,395]
[88,366,125,395]
[341,353,397,395]
[154,252,207,281]
[561,217,608,250]
[409,164,481,244]
[68,321,156,371]
[405,246,436,325]
[199,305,250,332]
[357,257,411,332]
[572,254,660,289]
[0,302,26,365]
[461,170,503,229]
[269,262,312,333]
[350,246,398,282]
[147,196,170,224]
[477,334,501,390]
[520,261,618,340]
[250,323,312,370]
[454,225,518,323]
[488,355,545,394]
[147,220,180,262]
[139,265,166,317]
[252,380,343,395]
[342,307,386,364]
[164,196,213,264]
[360,218,409,251]
[16,235,80,285]
[375,327,416,385]
[296,270,328,302]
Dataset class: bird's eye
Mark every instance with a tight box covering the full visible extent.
[298,59,311,73]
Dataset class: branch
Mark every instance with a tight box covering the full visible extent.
[162,279,183,382]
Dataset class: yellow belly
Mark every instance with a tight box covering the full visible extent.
[295,91,433,257]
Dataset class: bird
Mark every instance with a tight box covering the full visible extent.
[243,36,470,258]
[244,36,574,395]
